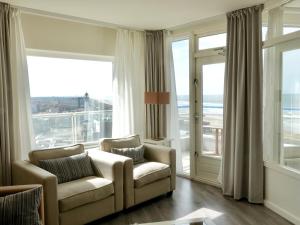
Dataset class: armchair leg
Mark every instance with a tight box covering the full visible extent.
[166,191,173,197]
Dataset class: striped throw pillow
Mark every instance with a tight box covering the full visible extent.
[0,186,42,225]
[39,152,94,184]
[112,145,145,164]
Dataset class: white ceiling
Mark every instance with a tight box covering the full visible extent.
[5,0,266,29]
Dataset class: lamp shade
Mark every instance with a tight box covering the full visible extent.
[144,92,170,104]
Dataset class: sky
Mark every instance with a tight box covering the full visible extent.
[282,49,300,94]
[27,56,113,100]
[172,39,225,97]
[172,40,190,96]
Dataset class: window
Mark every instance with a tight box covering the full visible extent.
[263,1,300,172]
[27,55,113,149]
[283,26,300,35]
[281,48,300,171]
[262,26,268,41]
[202,62,225,156]
[198,33,227,50]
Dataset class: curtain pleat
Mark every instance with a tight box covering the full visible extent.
[222,4,264,203]
[0,3,14,186]
[145,30,166,139]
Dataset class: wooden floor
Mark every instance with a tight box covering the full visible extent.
[88,177,292,225]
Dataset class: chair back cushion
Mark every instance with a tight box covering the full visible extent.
[29,144,84,166]
[100,135,141,152]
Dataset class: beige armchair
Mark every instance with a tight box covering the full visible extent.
[12,144,124,225]
[100,135,176,208]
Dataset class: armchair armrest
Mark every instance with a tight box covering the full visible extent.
[144,144,176,190]
[89,148,135,209]
[88,149,125,212]
[12,161,59,225]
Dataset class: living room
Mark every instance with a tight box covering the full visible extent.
[0,0,300,225]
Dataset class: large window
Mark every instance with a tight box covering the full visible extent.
[264,0,300,172]
[27,55,113,149]
[281,47,300,171]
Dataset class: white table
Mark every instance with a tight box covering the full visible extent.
[136,218,215,225]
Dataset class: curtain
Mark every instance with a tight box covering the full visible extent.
[10,7,35,160]
[164,31,183,172]
[112,29,145,138]
[145,30,166,139]
[0,3,14,186]
[0,3,34,185]
[222,5,264,203]
[263,7,283,162]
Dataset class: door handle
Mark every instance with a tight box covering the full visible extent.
[193,78,198,87]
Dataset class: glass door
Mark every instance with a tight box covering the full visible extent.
[195,56,225,185]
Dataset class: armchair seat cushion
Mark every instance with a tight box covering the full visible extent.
[57,176,114,212]
[133,162,171,188]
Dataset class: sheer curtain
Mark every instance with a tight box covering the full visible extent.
[112,29,145,138]
[164,32,183,173]
[10,7,35,159]
[263,7,283,162]
[0,4,33,185]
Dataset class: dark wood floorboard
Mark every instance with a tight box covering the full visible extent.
[88,177,293,225]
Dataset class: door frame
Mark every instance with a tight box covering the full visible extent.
[191,52,225,186]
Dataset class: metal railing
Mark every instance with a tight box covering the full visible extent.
[32,110,112,149]
[178,112,223,156]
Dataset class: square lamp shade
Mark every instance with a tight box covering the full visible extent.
[144,92,170,104]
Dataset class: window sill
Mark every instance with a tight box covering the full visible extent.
[264,161,300,180]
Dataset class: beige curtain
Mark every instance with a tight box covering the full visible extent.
[222,5,264,203]
[145,30,166,139]
[0,3,14,186]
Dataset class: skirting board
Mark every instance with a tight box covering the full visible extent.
[264,200,300,225]
[191,176,221,188]
[176,174,221,188]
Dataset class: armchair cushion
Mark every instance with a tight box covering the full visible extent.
[133,162,171,188]
[57,176,114,212]
[39,153,94,184]
[0,186,42,225]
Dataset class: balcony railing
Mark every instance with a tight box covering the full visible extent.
[178,112,223,156]
[32,110,112,149]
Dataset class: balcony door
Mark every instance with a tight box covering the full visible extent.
[194,55,225,185]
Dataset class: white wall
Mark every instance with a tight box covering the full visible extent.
[21,13,116,56]
[265,162,300,225]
